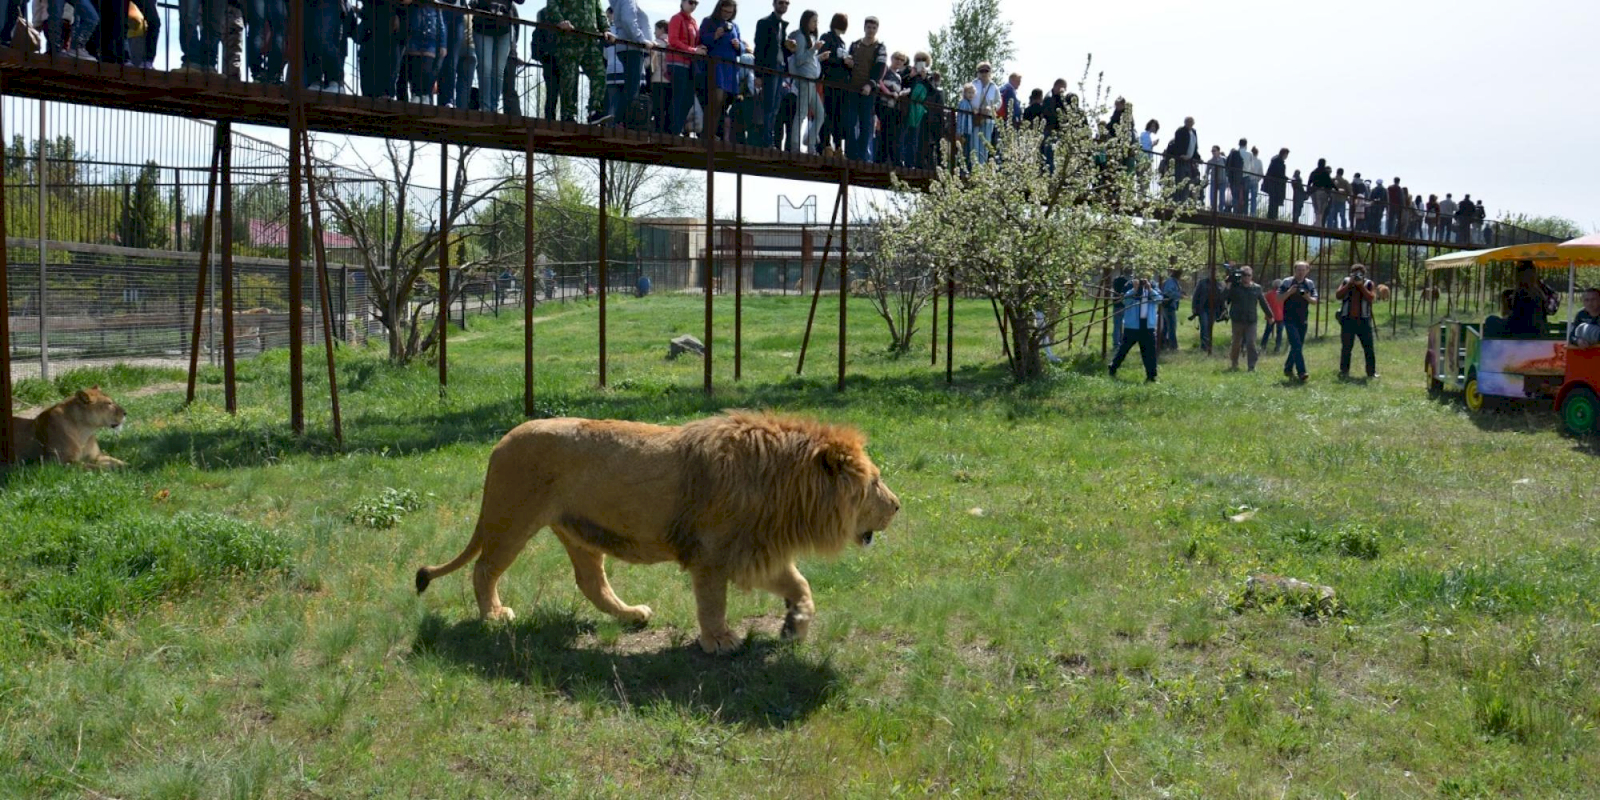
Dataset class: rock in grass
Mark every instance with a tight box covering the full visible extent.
[668,334,706,360]
[1243,573,1337,615]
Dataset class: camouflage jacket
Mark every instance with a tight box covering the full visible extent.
[543,0,608,38]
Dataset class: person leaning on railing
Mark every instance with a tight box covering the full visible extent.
[699,0,744,141]
[549,0,613,123]
[785,10,825,155]
[665,0,703,135]
[817,13,850,155]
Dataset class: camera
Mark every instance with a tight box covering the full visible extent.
[1225,267,1244,288]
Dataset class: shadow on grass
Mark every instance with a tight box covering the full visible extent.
[107,362,1038,471]
[412,608,840,729]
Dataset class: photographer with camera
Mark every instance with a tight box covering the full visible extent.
[1335,263,1378,379]
[1277,260,1318,381]
[1224,265,1271,372]
[1109,275,1163,383]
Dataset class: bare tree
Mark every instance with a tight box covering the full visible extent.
[313,140,515,364]
[573,158,703,219]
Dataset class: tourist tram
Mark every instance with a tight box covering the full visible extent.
[1424,236,1600,434]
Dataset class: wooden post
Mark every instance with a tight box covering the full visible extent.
[838,170,849,391]
[735,172,743,381]
[301,127,343,445]
[0,70,13,464]
[287,0,305,434]
[796,185,843,375]
[438,143,449,393]
[220,121,237,414]
[524,129,536,417]
[945,277,954,385]
[185,125,223,405]
[703,61,715,395]
[598,157,608,388]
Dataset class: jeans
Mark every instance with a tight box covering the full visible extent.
[1331,199,1348,230]
[437,12,476,106]
[543,61,563,119]
[843,90,875,161]
[1230,320,1259,370]
[1159,304,1178,349]
[790,78,824,154]
[668,63,694,134]
[1339,316,1376,376]
[1283,319,1308,377]
[476,31,510,113]
[50,0,100,50]
[973,119,995,164]
[1110,327,1158,381]
[0,0,23,47]
[1260,319,1284,352]
[759,65,782,146]
[304,0,345,88]
[610,48,644,124]
[406,52,438,104]
[900,122,921,168]
[1197,309,1214,353]
[1112,304,1126,350]
[1267,193,1283,221]
[246,0,285,81]
[1248,182,1260,216]
[176,0,221,69]
[1292,197,1305,224]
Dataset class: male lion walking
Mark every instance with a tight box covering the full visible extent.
[415,411,901,654]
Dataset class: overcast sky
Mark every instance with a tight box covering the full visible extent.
[660,0,1598,230]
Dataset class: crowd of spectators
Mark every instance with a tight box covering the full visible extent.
[6,0,1510,242]
[1157,127,1496,244]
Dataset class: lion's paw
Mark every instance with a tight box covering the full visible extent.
[698,628,741,655]
[621,604,653,625]
[780,611,811,641]
[484,606,517,623]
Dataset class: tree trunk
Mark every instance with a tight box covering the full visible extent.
[1006,305,1042,381]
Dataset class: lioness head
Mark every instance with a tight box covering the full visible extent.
[67,386,126,431]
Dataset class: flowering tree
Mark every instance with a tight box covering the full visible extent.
[881,78,1197,381]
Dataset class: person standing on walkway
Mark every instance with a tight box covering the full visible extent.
[666,0,702,134]
[1278,260,1318,381]
[609,0,651,127]
[842,16,886,161]
[1335,263,1378,378]
[1225,266,1271,372]
[1290,169,1306,223]
[549,0,614,122]
[1109,276,1163,383]
[786,10,825,154]
[752,0,789,147]
[1263,148,1288,220]
[1225,140,1247,214]
[1308,159,1334,227]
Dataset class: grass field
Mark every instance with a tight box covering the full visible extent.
[3,293,1598,799]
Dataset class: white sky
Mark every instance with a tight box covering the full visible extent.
[678,0,1600,229]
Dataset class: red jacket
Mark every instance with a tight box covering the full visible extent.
[668,11,698,67]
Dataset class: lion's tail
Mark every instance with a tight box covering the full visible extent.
[415,520,487,594]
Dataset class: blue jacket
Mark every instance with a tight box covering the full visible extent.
[1122,287,1163,331]
[700,17,743,93]
[406,5,445,55]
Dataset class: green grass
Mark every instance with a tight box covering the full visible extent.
[3,293,1599,798]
